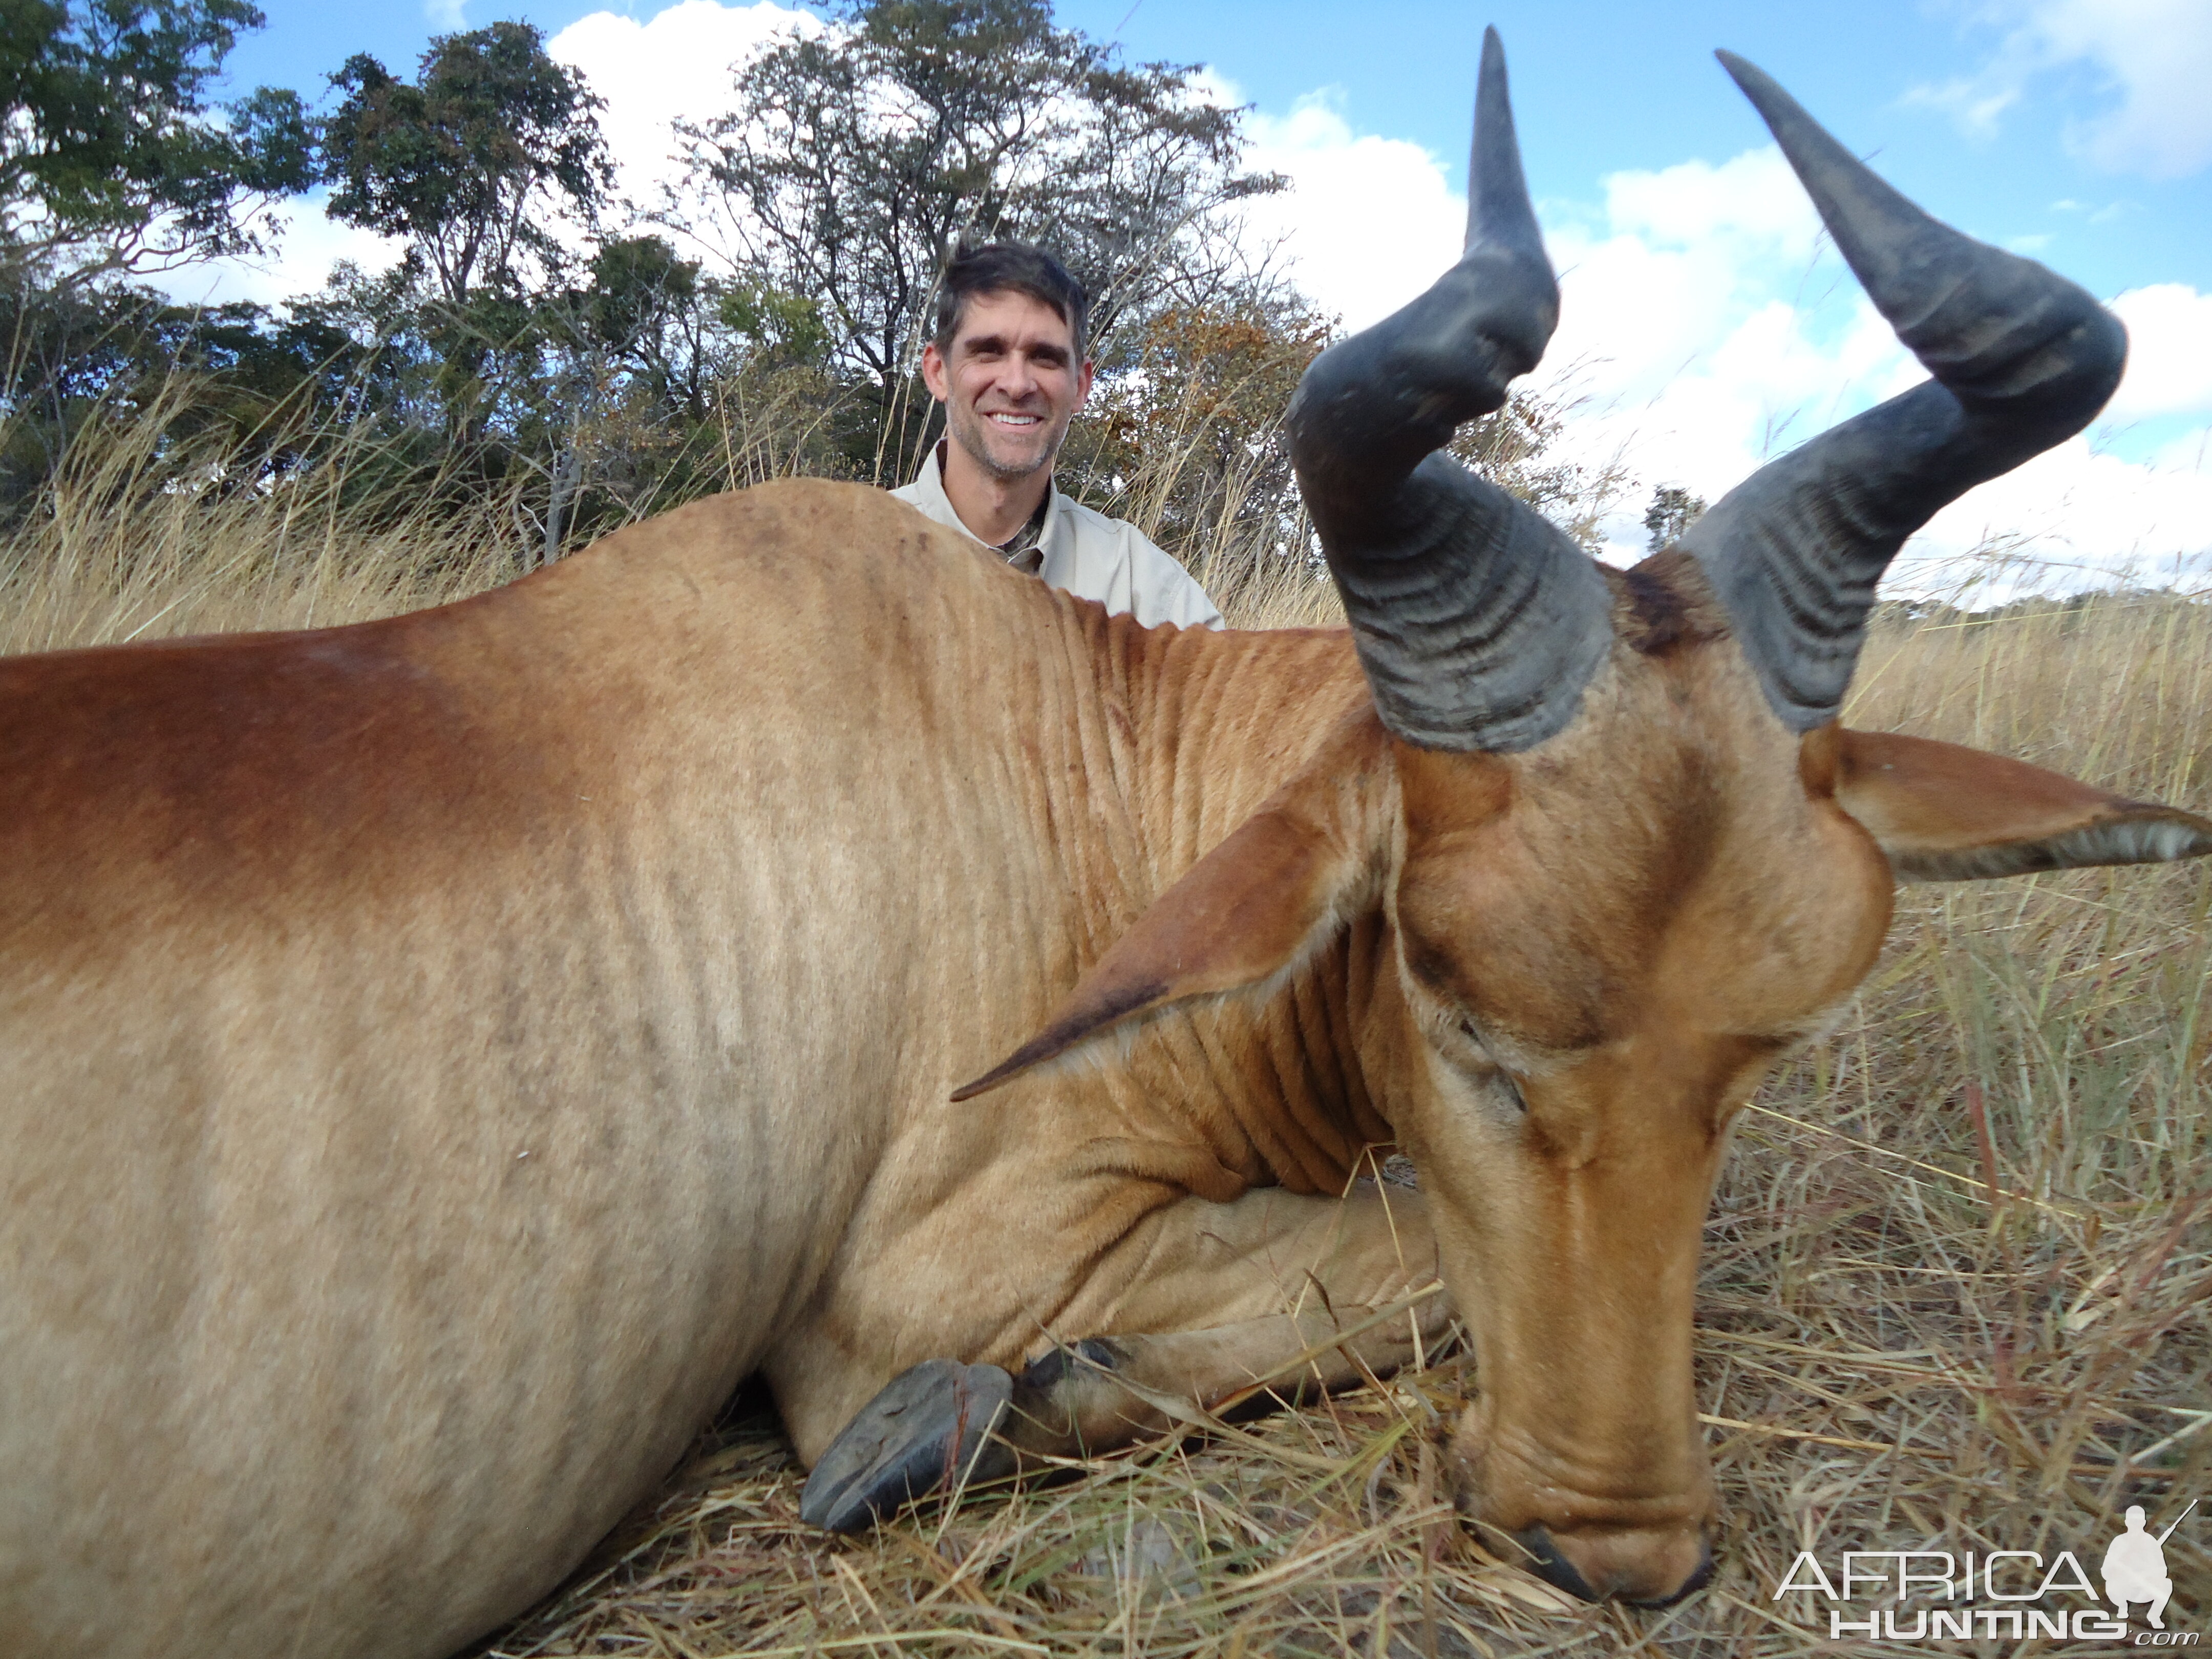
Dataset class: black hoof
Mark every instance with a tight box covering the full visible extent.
[1018,1336,1123,1392]
[799,1359,1016,1534]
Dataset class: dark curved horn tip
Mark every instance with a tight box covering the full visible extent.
[1712,48,1760,89]
[1713,50,1824,148]
[1466,25,1541,259]
[1714,50,1794,124]
[1687,42,2125,737]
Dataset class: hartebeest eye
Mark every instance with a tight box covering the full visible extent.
[1451,1015,1528,1116]
[1491,1066,1528,1116]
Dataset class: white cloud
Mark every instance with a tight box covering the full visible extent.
[2105,283,2212,420]
[549,0,822,213]
[1908,0,2212,180]
[156,0,821,306]
[1902,435,2212,601]
[1542,151,1879,412]
[1233,92,1462,331]
[148,192,407,310]
[425,0,466,31]
[1237,102,2212,592]
[1599,147,1823,262]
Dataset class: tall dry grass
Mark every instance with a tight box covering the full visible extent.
[0,393,524,655]
[0,363,1342,653]
[6,402,2208,1656]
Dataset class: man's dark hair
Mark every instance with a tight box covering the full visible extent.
[932,241,1090,358]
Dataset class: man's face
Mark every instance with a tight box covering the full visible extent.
[921,288,1093,483]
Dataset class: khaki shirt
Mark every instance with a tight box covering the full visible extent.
[892,445,1224,630]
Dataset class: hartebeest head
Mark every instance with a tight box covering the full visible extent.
[967,33,2212,1603]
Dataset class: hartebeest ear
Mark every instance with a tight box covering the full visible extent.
[1830,728,2212,883]
[951,746,1388,1101]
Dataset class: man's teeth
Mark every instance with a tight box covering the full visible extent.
[989,413,1039,425]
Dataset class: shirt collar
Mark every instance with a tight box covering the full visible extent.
[922,438,1060,571]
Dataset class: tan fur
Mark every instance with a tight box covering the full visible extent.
[964,549,2207,1602]
[4,485,2198,1645]
[0,482,1407,1656]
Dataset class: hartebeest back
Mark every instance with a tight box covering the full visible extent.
[3,29,2207,1658]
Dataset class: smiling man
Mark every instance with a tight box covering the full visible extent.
[893,242,1224,630]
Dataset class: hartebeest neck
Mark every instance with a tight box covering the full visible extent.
[1044,606,1403,1193]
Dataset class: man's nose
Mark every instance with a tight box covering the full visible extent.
[999,354,1041,399]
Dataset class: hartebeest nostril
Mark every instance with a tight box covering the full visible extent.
[1513,1526,1600,1602]
[1648,1536,1717,1607]
[1510,1523,1714,1606]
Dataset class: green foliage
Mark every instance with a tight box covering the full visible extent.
[0,272,400,516]
[716,276,829,370]
[323,21,611,305]
[311,19,618,483]
[1061,295,1326,575]
[1642,481,1706,552]
[0,0,312,282]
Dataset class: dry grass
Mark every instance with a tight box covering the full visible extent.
[7,412,2209,1656]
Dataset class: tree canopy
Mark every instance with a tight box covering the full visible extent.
[0,0,1613,582]
[322,21,612,306]
[0,0,312,284]
[672,0,1285,461]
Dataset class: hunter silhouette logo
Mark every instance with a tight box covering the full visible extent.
[1773,1498,2197,1642]
[2104,1501,2193,1631]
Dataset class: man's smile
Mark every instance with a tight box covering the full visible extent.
[922,287,1095,489]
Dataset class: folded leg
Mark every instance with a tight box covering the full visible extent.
[796,1180,1450,1532]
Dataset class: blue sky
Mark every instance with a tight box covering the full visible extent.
[199,0,2212,590]
[215,0,2210,300]
[1072,0,2210,301]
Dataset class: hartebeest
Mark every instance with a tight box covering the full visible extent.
[2,31,2204,1657]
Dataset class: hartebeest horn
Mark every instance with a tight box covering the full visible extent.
[1681,53,2128,731]
[1287,27,1613,753]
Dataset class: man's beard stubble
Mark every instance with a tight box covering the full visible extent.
[948,400,1064,482]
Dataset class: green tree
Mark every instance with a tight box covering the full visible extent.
[1642,482,1706,552]
[322,22,611,307]
[582,235,727,421]
[1061,295,1326,572]
[0,0,311,285]
[321,22,613,454]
